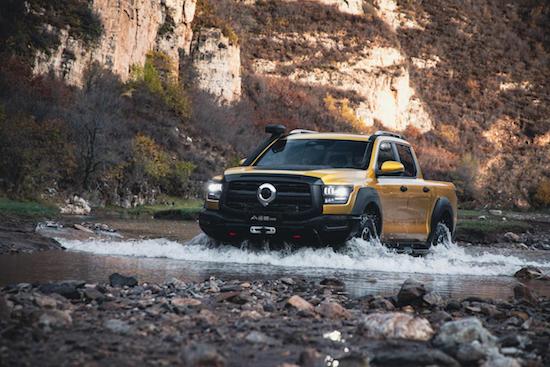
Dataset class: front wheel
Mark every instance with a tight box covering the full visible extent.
[356,213,379,242]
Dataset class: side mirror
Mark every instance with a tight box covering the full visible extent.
[239,158,246,166]
[379,161,404,175]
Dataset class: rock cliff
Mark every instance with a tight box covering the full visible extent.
[34,0,197,84]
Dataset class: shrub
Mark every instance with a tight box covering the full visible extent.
[129,52,191,118]
[534,178,550,207]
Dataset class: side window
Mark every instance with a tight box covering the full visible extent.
[396,144,417,177]
[376,142,397,170]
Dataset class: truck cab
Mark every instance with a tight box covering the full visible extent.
[199,126,457,250]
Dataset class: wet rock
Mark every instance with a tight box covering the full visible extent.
[428,310,453,327]
[103,319,131,334]
[280,277,295,286]
[82,287,105,302]
[433,317,498,362]
[320,278,345,288]
[0,296,10,320]
[316,301,351,319]
[298,348,323,367]
[38,309,72,330]
[109,273,138,288]
[287,295,315,313]
[359,312,434,341]
[33,293,59,308]
[423,291,445,307]
[38,281,84,300]
[513,284,537,304]
[370,297,395,311]
[197,309,218,325]
[514,266,544,280]
[224,292,251,305]
[336,354,370,367]
[73,224,94,234]
[167,277,187,289]
[481,354,521,367]
[397,278,427,306]
[182,344,225,367]
[171,297,201,307]
[240,310,262,320]
[504,232,521,242]
[371,345,459,367]
[245,331,279,346]
[445,300,461,312]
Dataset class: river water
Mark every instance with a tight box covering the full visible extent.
[1,226,549,299]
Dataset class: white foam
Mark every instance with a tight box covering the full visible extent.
[58,234,550,277]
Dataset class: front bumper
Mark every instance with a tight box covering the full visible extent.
[199,209,362,245]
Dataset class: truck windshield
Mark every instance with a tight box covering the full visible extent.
[254,139,370,169]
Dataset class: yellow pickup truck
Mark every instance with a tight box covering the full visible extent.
[199,125,457,251]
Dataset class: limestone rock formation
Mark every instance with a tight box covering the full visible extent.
[191,28,242,104]
[34,0,197,84]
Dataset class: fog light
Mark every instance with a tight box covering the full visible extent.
[292,234,302,240]
[228,230,237,237]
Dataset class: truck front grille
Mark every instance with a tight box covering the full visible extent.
[225,180,312,214]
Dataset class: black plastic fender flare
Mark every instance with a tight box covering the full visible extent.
[429,197,455,239]
[351,187,383,235]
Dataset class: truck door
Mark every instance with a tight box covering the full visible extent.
[374,141,410,240]
[395,143,433,241]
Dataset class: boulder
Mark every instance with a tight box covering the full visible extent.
[397,278,427,306]
[503,232,521,243]
[287,295,315,313]
[245,331,279,346]
[371,346,459,367]
[433,317,498,362]
[359,312,434,341]
[514,266,544,280]
[59,195,91,215]
[103,319,131,334]
[481,354,521,367]
[316,301,351,319]
[38,281,85,300]
[512,284,537,304]
[38,309,72,330]
[109,273,138,288]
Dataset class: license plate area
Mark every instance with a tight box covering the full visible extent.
[250,226,276,235]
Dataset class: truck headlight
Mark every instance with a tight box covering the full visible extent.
[207,181,223,200]
[323,185,352,204]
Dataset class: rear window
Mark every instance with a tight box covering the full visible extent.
[396,144,417,177]
[254,139,370,169]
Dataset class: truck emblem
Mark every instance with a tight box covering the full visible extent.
[257,183,276,207]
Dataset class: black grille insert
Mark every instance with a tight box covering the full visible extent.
[225,181,312,213]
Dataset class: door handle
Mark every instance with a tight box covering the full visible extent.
[423,187,430,193]
[400,186,408,192]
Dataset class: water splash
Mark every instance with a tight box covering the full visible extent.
[59,233,550,277]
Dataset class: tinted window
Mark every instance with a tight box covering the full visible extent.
[255,139,369,169]
[396,144,417,177]
[376,142,397,170]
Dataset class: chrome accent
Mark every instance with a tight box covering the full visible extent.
[250,226,276,235]
[257,183,277,207]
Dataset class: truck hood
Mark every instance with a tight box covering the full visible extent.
[224,166,368,185]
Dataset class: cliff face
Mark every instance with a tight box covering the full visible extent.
[34,0,197,84]
[191,28,242,104]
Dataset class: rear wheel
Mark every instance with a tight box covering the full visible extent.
[428,220,451,247]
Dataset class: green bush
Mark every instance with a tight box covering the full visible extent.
[129,52,191,118]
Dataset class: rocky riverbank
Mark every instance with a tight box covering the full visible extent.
[1,275,548,366]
